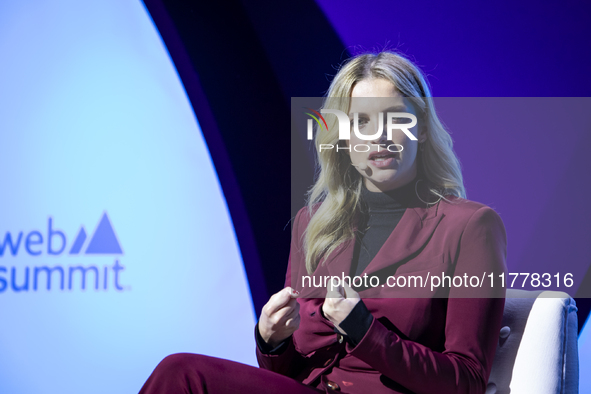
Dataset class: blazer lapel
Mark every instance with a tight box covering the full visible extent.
[361,202,444,276]
[322,230,356,279]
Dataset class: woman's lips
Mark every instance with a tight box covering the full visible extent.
[368,151,397,168]
[369,156,395,168]
[369,150,392,160]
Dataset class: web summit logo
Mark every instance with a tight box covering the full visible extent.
[0,212,127,293]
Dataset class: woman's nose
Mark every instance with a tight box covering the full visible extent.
[371,129,388,144]
[370,115,388,143]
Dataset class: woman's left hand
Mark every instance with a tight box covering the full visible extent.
[322,282,361,335]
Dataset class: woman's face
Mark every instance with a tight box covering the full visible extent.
[348,78,425,192]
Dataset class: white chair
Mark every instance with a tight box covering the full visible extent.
[486,289,579,394]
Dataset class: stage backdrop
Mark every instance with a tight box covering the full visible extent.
[0,1,256,393]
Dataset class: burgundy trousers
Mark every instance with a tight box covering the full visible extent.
[138,353,326,394]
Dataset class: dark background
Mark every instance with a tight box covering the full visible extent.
[142,0,591,333]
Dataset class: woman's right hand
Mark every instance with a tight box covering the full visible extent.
[258,287,300,348]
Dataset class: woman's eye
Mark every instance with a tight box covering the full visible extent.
[351,118,369,128]
[391,117,411,124]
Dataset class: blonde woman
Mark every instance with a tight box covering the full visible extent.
[139,51,507,394]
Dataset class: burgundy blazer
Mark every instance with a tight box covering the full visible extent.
[256,193,508,394]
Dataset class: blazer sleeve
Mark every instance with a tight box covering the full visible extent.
[343,206,508,394]
[255,208,308,378]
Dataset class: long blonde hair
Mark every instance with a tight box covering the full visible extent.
[303,51,465,274]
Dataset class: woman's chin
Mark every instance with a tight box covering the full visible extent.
[365,172,418,191]
[368,173,398,185]
[365,179,396,192]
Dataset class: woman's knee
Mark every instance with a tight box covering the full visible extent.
[140,353,209,393]
[154,353,209,377]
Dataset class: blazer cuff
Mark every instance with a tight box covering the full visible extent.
[338,299,374,346]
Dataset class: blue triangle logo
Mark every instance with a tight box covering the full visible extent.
[85,212,123,254]
[69,227,87,255]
